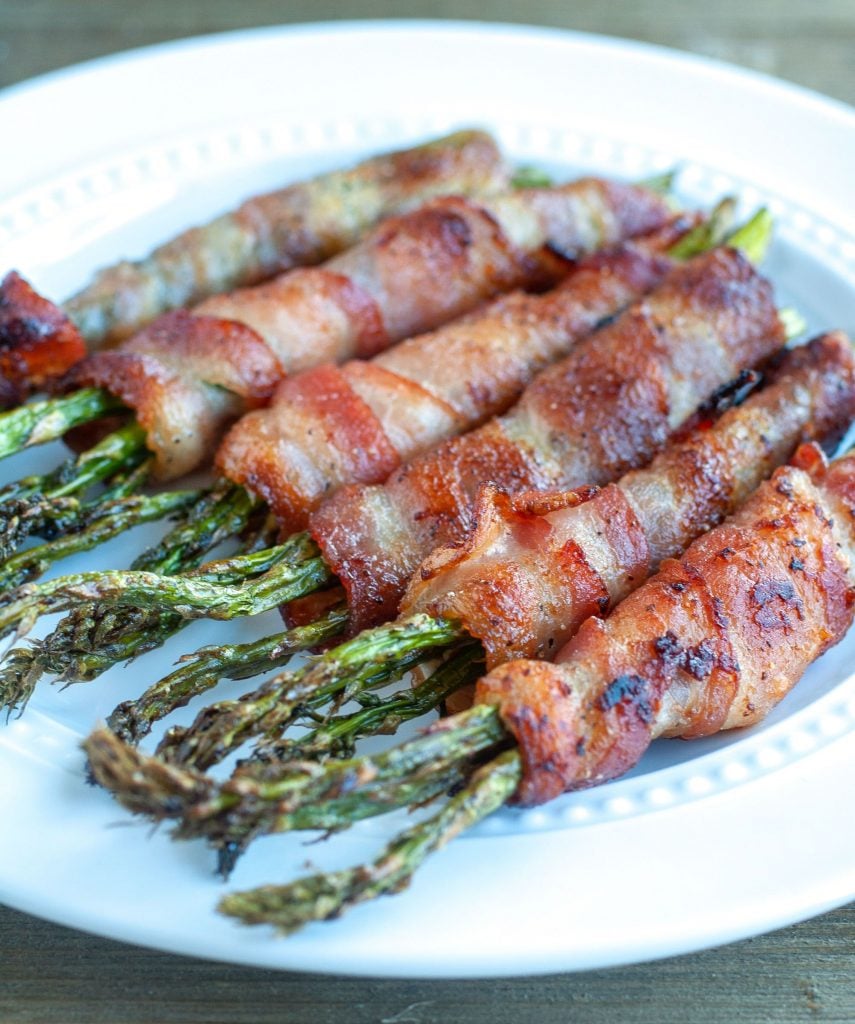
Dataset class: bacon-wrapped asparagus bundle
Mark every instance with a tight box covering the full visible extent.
[213,219,692,535]
[0,174,672,492]
[84,441,855,933]
[471,440,855,801]
[0,129,509,405]
[0,227,684,585]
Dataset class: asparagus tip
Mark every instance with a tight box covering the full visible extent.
[0,647,40,720]
[217,870,366,935]
[779,306,808,341]
[726,206,773,264]
[639,167,678,195]
[83,726,214,819]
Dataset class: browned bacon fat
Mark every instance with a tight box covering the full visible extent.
[0,273,87,407]
[66,130,510,346]
[476,443,855,806]
[216,230,683,533]
[309,246,787,632]
[67,179,671,479]
[403,333,855,668]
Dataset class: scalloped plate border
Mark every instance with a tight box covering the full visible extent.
[0,22,853,977]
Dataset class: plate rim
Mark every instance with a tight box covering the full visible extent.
[0,19,853,977]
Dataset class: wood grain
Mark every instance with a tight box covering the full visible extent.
[0,1,853,1020]
[1,902,853,1024]
[1,0,854,104]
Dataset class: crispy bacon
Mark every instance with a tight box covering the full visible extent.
[476,443,855,805]
[404,332,855,671]
[69,180,670,481]
[0,273,86,409]
[66,311,282,479]
[310,247,787,632]
[217,234,681,533]
[65,130,510,346]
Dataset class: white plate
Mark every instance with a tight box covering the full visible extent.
[0,22,854,978]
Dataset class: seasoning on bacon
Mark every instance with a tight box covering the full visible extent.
[216,233,682,533]
[66,179,672,480]
[476,442,855,805]
[402,332,855,668]
[309,246,788,633]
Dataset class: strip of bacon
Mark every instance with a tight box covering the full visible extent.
[216,227,686,533]
[309,246,787,633]
[66,180,672,479]
[403,333,855,670]
[476,443,855,805]
[0,273,87,408]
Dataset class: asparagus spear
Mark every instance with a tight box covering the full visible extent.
[218,750,521,934]
[0,482,265,713]
[0,487,200,591]
[0,387,122,461]
[251,640,486,764]
[85,645,487,883]
[154,614,464,770]
[107,605,349,745]
[83,701,508,849]
[0,536,330,641]
[0,422,150,557]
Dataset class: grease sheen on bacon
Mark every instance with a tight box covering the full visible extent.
[403,333,855,668]
[309,246,787,633]
[68,179,672,479]
[216,232,683,533]
[475,444,855,806]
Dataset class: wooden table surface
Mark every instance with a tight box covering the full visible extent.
[1,2,853,1021]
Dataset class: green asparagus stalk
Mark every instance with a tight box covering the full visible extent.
[0,422,149,557]
[725,208,773,264]
[218,749,521,934]
[0,387,123,461]
[253,641,486,764]
[0,487,201,591]
[510,166,553,189]
[107,605,349,745]
[84,702,508,848]
[0,486,286,712]
[155,614,454,765]
[667,197,735,259]
[154,613,465,770]
[23,493,276,684]
[130,482,257,576]
[0,537,330,642]
[0,420,144,506]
